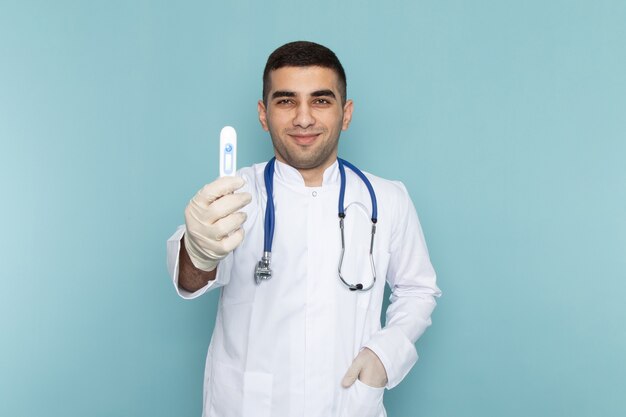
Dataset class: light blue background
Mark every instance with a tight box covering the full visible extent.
[1,1,625,416]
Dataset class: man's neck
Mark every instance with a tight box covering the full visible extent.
[299,167,325,187]
[275,156,337,187]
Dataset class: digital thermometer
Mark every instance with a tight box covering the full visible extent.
[219,126,237,177]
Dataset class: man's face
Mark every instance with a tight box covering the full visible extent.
[258,66,353,172]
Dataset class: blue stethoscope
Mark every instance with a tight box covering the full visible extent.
[254,157,378,291]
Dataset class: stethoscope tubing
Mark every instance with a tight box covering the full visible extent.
[258,157,378,291]
[337,158,377,223]
[263,158,276,253]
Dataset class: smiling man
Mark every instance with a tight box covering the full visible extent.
[258,65,352,183]
[167,41,441,417]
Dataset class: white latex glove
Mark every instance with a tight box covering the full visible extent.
[184,176,252,271]
[342,348,388,389]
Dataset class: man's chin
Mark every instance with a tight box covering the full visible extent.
[283,154,337,171]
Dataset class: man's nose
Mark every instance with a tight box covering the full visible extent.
[293,103,315,128]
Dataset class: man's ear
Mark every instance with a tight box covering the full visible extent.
[258,100,269,131]
[342,99,354,130]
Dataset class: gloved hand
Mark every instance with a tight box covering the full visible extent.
[342,347,388,389]
[184,176,252,271]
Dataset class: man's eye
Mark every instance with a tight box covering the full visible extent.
[314,98,330,105]
[277,99,294,105]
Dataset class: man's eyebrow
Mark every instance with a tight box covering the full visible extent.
[271,91,296,99]
[311,89,336,98]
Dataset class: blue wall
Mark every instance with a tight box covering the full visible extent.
[1,1,625,416]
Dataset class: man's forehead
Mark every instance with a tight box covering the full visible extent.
[268,66,340,94]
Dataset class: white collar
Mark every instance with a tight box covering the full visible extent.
[273,159,341,187]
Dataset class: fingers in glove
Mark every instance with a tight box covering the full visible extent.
[341,357,363,388]
[354,349,388,388]
[204,192,252,224]
[214,227,245,254]
[186,191,251,225]
[198,176,246,205]
[211,211,248,240]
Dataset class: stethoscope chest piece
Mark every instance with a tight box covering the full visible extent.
[255,252,272,284]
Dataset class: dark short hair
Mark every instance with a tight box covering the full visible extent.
[262,41,347,104]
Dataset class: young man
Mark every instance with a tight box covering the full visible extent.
[167,41,441,417]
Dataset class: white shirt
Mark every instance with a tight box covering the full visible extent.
[167,160,441,417]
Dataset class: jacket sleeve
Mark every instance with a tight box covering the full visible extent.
[362,182,441,388]
[166,225,234,299]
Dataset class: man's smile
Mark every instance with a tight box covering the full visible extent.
[288,132,322,145]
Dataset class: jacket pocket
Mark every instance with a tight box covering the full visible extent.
[340,378,385,417]
[209,359,273,417]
